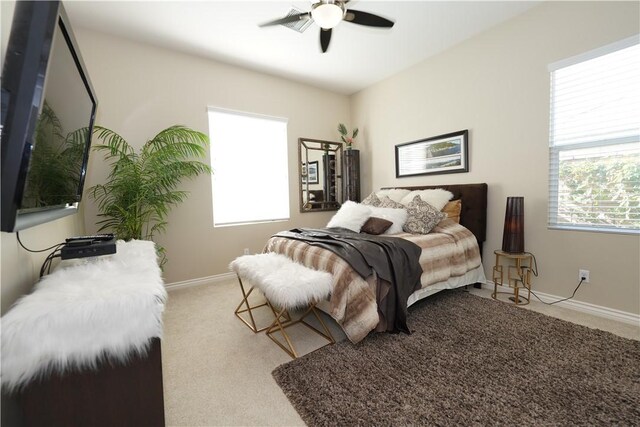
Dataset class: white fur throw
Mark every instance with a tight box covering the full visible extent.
[1,240,166,392]
[326,200,372,232]
[375,188,411,203]
[230,253,332,309]
[400,189,454,210]
[368,206,408,235]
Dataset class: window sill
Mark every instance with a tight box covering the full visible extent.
[214,218,289,228]
[548,225,640,236]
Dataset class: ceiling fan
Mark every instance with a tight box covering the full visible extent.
[259,0,395,53]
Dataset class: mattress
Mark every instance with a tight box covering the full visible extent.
[406,263,486,307]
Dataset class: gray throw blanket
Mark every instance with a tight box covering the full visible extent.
[273,227,423,334]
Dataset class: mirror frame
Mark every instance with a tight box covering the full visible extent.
[298,138,343,213]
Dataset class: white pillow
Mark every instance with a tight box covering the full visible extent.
[369,206,408,235]
[399,189,453,210]
[375,188,411,203]
[327,201,372,232]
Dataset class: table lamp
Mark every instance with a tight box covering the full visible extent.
[502,196,524,253]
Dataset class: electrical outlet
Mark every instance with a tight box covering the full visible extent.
[579,269,590,283]
[243,248,250,255]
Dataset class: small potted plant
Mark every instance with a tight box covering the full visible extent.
[338,123,358,150]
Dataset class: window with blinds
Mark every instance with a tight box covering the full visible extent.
[548,36,640,234]
[208,108,290,226]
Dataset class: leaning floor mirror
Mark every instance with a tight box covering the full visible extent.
[298,138,343,212]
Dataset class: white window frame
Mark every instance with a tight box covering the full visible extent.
[548,35,640,235]
[207,107,291,228]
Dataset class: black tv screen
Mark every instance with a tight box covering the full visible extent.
[1,1,97,232]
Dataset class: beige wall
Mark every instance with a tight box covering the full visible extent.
[351,1,640,314]
[74,29,350,284]
[0,216,85,315]
[0,0,86,315]
[3,2,638,318]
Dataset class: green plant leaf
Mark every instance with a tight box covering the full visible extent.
[89,124,212,263]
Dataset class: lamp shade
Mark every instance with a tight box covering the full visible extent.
[502,196,524,253]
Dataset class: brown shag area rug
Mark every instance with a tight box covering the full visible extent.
[272,290,640,426]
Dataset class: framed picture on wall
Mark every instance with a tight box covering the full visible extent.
[395,130,469,177]
[302,161,319,184]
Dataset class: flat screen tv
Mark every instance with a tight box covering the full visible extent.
[1,0,97,232]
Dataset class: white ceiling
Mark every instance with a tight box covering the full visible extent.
[65,1,540,95]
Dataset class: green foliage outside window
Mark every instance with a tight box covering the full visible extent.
[558,153,640,229]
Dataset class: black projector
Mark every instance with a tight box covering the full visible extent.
[61,236,117,260]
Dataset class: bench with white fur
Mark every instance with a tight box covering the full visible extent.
[0,240,166,426]
[230,253,335,358]
[1,240,165,392]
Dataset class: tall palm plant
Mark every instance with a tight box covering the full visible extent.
[90,125,212,264]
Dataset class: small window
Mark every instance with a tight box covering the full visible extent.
[208,108,289,227]
[548,37,640,234]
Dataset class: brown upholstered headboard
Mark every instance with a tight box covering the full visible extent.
[381,183,488,257]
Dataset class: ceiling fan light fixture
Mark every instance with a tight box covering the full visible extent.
[311,2,344,29]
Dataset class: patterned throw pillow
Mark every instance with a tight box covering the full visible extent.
[403,195,446,234]
[361,192,382,207]
[442,199,462,223]
[378,196,405,209]
[360,217,393,235]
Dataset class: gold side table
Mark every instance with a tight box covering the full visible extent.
[492,250,533,305]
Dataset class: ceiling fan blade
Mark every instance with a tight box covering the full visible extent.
[344,10,394,28]
[320,28,332,53]
[259,12,310,27]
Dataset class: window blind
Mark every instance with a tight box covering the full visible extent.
[548,38,640,233]
[208,108,290,226]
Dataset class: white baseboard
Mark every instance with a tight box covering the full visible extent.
[165,272,236,291]
[165,274,639,326]
[486,281,640,326]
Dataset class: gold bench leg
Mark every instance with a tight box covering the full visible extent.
[304,305,336,345]
[266,307,298,358]
[266,302,335,359]
[234,275,289,333]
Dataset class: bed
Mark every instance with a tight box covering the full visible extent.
[264,183,488,343]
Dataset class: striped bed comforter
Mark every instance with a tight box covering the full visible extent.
[264,219,481,343]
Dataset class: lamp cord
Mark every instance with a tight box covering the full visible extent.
[530,279,584,306]
[523,251,585,305]
[524,251,538,277]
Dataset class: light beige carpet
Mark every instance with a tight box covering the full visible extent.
[161,278,639,426]
[161,278,345,426]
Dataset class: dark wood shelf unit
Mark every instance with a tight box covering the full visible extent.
[342,149,360,202]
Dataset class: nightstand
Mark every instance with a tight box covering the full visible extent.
[492,250,533,305]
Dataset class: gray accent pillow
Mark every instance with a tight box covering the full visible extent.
[378,196,405,209]
[361,192,382,207]
[403,195,446,234]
